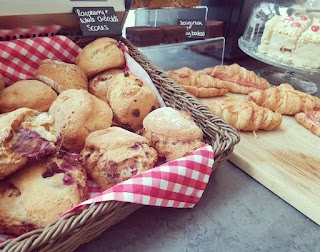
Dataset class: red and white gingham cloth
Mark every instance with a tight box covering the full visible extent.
[65,145,214,214]
[0,35,215,242]
[0,25,62,40]
[0,35,80,86]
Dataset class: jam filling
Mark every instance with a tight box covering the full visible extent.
[11,130,57,160]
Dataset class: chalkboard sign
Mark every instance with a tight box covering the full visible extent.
[73,7,122,37]
[178,19,206,40]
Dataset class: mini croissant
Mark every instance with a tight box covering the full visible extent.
[202,64,271,94]
[205,97,282,131]
[166,67,228,97]
[295,110,320,137]
[248,84,315,115]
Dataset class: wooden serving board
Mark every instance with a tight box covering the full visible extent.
[201,96,320,225]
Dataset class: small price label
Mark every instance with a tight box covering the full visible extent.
[178,19,206,39]
[73,7,121,37]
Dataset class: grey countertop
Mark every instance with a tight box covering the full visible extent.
[76,47,320,252]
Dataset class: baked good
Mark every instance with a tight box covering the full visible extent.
[88,68,125,103]
[49,89,113,153]
[0,73,5,91]
[167,67,228,97]
[0,155,87,235]
[202,64,271,94]
[0,108,61,180]
[35,59,88,93]
[75,37,126,78]
[80,127,157,191]
[292,18,320,69]
[295,110,320,137]
[0,80,57,113]
[106,72,160,132]
[131,0,201,8]
[205,21,224,39]
[126,26,162,47]
[267,15,311,61]
[248,83,315,115]
[179,85,228,98]
[314,96,320,110]
[142,107,205,161]
[161,25,187,44]
[205,97,282,131]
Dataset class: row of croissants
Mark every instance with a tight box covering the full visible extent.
[166,64,320,136]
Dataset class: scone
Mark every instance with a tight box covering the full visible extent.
[35,59,88,93]
[0,80,58,113]
[0,73,5,91]
[0,155,87,235]
[0,108,61,180]
[88,68,124,102]
[142,107,205,161]
[49,89,113,153]
[80,127,158,191]
[75,37,126,78]
[106,72,160,132]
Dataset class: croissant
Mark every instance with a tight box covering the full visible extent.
[205,97,282,131]
[295,110,320,137]
[248,83,315,115]
[314,96,320,111]
[202,64,271,94]
[166,67,228,97]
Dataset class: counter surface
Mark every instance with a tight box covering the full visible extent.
[76,54,320,252]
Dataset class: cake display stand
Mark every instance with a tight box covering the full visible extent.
[237,1,320,95]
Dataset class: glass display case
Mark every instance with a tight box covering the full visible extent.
[238,0,320,94]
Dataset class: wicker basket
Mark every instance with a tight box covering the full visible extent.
[0,36,240,252]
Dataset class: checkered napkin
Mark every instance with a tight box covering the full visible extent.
[0,35,80,85]
[0,35,215,242]
[0,25,62,41]
[64,145,214,214]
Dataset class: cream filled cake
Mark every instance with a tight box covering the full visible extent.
[266,15,311,61]
[258,14,320,69]
[292,18,320,69]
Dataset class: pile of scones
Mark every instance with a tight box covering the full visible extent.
[0,37,205,235]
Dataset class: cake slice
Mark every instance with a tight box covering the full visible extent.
[292,18,320,69]
[258,15,282,54]
[267,15,311,62]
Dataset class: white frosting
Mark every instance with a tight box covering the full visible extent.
[258,14,320,68]
[292,43,320,68]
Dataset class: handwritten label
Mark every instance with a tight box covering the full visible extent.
[73,7,121,37]
[178,19,206,39]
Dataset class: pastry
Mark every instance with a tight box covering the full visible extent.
[142,107,205,161]
[106,72,160,132]
[167,67,226,89]
[0,80,57,113]
[295,110,320,137]
[0,73,5,91]
[49,89,113,153]
[292,18,320,69]
[35,59,88,93]
[0,155,87,235]
[248,83,315,115]
[75,37,126,78]
[88,68,124,103]
[80,127,157,191]
[0,108,61,180]
[167,67,228,97]
[314,96,320,110]
[179,85,228,98]
[202,64,271,94]
[205,97,282,131]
